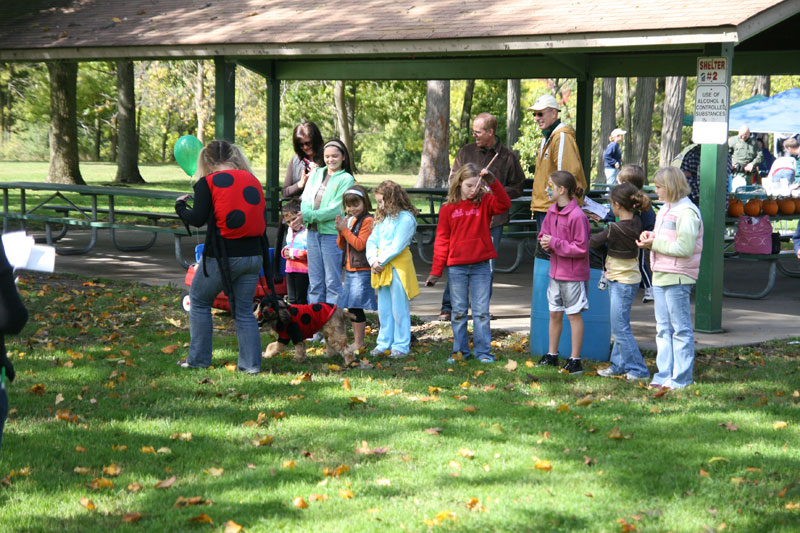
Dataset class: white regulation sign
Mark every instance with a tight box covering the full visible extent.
[692,85,729,145]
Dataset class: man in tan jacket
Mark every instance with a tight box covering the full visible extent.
[528,94,587,228]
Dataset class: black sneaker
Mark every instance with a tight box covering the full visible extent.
[537,353,559,367]
[560,358,584,375]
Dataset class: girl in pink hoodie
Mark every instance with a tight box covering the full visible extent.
[537,171,590,375]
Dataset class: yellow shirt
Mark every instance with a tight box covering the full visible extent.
[606,256,641,285]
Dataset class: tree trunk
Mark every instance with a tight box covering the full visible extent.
[195,60,206,145]
[161,109,172,163]
[598,77,617,183]
[416,80,450,188]
[94,115,102,161]
[507,79,521,151]
[752,75,770,97]
[115,60,144,184]
[622,78,632,141]
[334,80,355,167]
[659,76,687,168]
[46,60,84,185]
[459,80,475,147]
[629,77,656,175]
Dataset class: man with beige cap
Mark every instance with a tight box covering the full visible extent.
[528,94,588,228]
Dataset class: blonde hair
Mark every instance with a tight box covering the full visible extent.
[617,165,646,189]
[653,166,690,203]
[373,180,419,223]
[197,140,254,177]
[447,163,483,204]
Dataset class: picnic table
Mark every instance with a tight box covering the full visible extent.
[0,181,205,267]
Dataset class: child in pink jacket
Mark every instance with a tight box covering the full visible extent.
[537,171,590,375]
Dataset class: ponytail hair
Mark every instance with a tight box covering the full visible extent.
[610,182,651,213]
[549,171,584,199]
[197,139,254,177]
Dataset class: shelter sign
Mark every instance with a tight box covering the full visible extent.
[692,57,729,144]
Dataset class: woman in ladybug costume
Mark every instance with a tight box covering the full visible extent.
[175,140,267,374]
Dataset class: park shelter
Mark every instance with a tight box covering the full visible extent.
[2,0,800,334]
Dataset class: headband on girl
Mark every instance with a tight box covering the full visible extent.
[344,189,364,198]
[324,140,347,153]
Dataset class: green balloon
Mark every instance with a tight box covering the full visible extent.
[174,135,203,176]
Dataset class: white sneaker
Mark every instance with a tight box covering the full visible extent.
[626,373,650,382]
[597,366,622,377]
[642,288,654,303]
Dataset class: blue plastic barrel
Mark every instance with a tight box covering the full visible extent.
[193,244,286,277]
[529,258,610,362]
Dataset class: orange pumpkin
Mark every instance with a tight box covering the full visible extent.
[743,199,762,216]
[727,198,744,217]
[778,198,796,215]
[762,199,778,216]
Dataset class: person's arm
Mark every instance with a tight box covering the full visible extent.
[366,227,379,266]
[309,173,355,224]
[651,209,701,258]
[299,167,322,224]
[282,157,303,198]
[341,217,373,252]
[589,225,611,250]
[485,178,511,216]
[376,212,417,265]
[175,179,211,227]
[549,214,590,258]
[502,152,525,199]
[751,142,764,166]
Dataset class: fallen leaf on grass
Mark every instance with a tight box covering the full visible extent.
[223,520,243,533]
[328,364,342,371]
[557,404,570,414]
[309,493,328,502]
[127,482,143,492]
[534,459,552,471]
[157,447,172,454]
[786,502,799,510]
[428,386,442,394]
[55,393,64,405]
[282,460,296,469]
[79,497,95,511]
[465,497,486,512]
[719,422,739,431]
[342,378,351,391]
[424,510,456,526]
[425,427,443,435]
[322,464,350,477]
[653,387,670,398]
[154,475,177,489]
[189,513,213,523]
[112,444,127,452]
[448,460,461,469]
[699,469,710,477]
[462,406,477,413]
[375,478,392,486]
[252,435,274,447]
[458,448,475,459]
[339,489,354,499]
[174,496,212,508]
[56,409,78,422]
[575,394,594,406]
[608,427,633,439]
[504,359,518,371]
[224,363,237,372]
[141,446,155,454]
[161,344,178,355]
[731,477,746,485]
[73,466,90,475]
[460,381,470,389]
[773,421,788,430]
[170,432,193,441]
[204,468,224,477]
[121,512,142,523]
[102,464,122,477]
[349,396,367,407]
[86,477,113,491]
[29,384,46,394]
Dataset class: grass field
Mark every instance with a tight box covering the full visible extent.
[1,272,798,532]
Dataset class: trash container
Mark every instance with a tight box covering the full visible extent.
[529,246,610,362]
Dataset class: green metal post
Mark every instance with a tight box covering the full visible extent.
[695,43,734,333]
[265,62,280,225]
[214,57,235,143]
[575,77,594,181]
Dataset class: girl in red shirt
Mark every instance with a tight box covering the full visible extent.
[426,163,510,363]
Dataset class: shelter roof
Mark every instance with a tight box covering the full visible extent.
[0,0,795,61]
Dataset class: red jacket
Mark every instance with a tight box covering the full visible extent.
[431,180,511,277]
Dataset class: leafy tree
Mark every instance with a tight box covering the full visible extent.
[46,60,84,185]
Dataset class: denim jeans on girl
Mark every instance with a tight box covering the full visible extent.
[188,255,263,373]
[608,281,649,378]
[652,283,695,388]
[449,261,492,359]
[306,230,343,306]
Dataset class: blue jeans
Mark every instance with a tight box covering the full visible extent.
[441,226,502,312]
[652,283,695,388]
[604,167,619,185]
[306,231,343,306]
[608,281,649,378]
[189,255,263,373]
[1,383,7,451]
[449,261,492,358]
[376,268,411,354]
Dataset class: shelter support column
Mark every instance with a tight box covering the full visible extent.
[695,43,733,333]
[265,63,280,224]
[214,57,236,143]
[575,76,594,181]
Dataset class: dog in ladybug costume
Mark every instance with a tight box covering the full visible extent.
[259,298,355,366]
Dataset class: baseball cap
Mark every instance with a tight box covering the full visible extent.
[610,128,627,136]
[527,94,559,112]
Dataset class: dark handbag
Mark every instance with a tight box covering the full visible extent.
[771,232,781,254]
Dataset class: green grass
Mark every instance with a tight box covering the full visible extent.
[1,273,799,532]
